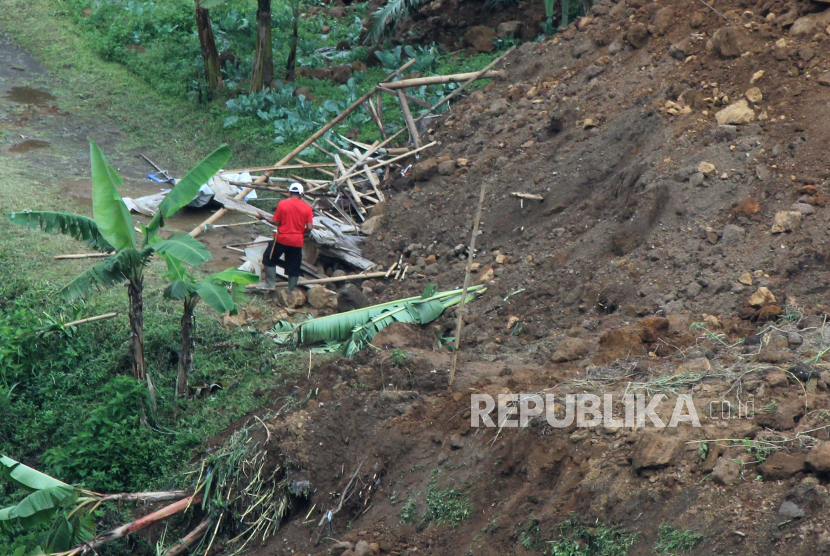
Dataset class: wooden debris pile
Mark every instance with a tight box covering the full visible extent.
[185,49,515,285]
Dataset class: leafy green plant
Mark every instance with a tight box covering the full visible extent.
[7,140,230,407]
[653,524,704,554]
[546,516,636,556]
[423,471,471,527]
[400,495,418,524]
[368,0,427,42]
[389,349,409,367]
[518,517,543,551]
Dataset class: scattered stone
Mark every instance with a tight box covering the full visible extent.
[437,159,456,176]
[710,26,750,58]
[331,542,354,556]
[448,435,464,450]
[750,70,765,84]
[361,216,383,235]
[771,210,802,233]
[790,9,830,37]
[551,337,593,362]
[496,20,524,38]
[819,75,830,87]
[689,172,705,187]
[413,158,438,181]
[626,23,649,48]
[790,202,815,215]
[277,289,306,309]
[778,500,805,518]
[739,273,753,285]
[495,253,507,264]
[488,98,509,115]
[748,287,776,307]
[806,442,830,474]
[475,266,495,284]
[649,7,675,36]
[765,370,790,388]
[745,87,763,103]
[721,224,745,245]
[715,99,755,125]
[465,26,496,52]
[337,283,369,312]
[307,285,338,310]
[632,433,681,471]
[759,452,807,480]
[712,457,741,485]
[787,331,804,347]
[698,161,716,175]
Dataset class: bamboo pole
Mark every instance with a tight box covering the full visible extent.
[397,88,421,148]
[189,87,382,238]
[220,163,338,173]
[336,141,437,183]
[63,312,118,327]
[379,70,501,89]
[162,519,211,556]
[377,86,432,108]
[54,253,111,260]
[449,178,488,388]
[334,154,367,216]
[414,46,515,124]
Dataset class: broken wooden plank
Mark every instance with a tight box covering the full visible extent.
[510,192,544,201]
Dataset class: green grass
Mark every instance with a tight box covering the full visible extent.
[653,524,704,554]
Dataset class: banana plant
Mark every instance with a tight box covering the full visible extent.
[1,455,94,555]
[7,140,231,408]
[160,256,258,397]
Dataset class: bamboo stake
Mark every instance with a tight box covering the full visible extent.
[220,163,338,173]
[449,178,488,388]
[377,86,431,108]
[296,158,337,177]
[379,70,502,89]
[365,97,387,140]
[375,90,384,134]
[397,88,421,148]
[334,154,366,216]
[189,86,384,238]
[64,312,118,327]
[336,141,437,183]
[162,519,211,556]
[414,46,515,124]
[54,252,111,260]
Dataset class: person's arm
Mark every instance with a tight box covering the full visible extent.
[304,206,313,235]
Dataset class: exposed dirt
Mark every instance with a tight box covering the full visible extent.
[7,0,830,552]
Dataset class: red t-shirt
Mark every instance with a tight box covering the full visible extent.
[273,197,313,247]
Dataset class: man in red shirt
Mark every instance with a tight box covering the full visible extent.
[260,182,314,293]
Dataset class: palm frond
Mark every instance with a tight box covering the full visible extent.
[6,211,114,252]
[368,0,427,42]
[59,248,153,300]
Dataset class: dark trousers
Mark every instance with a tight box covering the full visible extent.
[262,241,303,277]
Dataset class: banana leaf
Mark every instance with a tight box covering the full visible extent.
[89,139,136,251]
[0,456,78,531]
[6,211,114,252]
[272,286,485,356]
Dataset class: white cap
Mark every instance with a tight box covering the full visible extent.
[288,182,304,195]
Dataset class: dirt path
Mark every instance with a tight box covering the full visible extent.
[0,27,266,271]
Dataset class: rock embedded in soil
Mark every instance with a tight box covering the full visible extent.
[710,26,750,58]
[307,285,338,310]
[759,452,807,480]
[764,369,789,388]
[633,433,681,471]
[745,87,763,103]
[331,542,354,556]
[806,441,830,473]
[715,99,755,125]
[790,202,815,215]
[626,23,649,48]
[771,210,802,233]
[712,457,741,485]
[778,500,805,518]
[551,337,593,362]
[748,287,776,307]
[464,26,496,52]
[412,158,438,181]
[337,283,369,312]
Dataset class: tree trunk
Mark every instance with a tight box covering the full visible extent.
[195,1,223,92]
[251,0,274,91]
[285,0,300,82]
[176,297,198,398]
[128,277,146,382]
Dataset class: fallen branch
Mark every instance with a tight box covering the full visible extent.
[510,192,544,201]
[98,490,189,504]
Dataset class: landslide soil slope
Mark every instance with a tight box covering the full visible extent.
[234,0,830,554]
